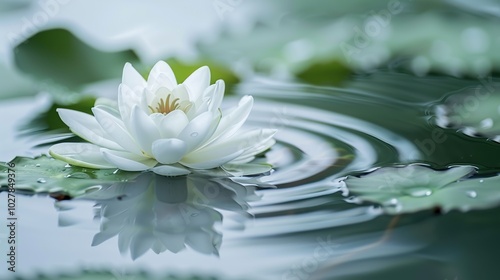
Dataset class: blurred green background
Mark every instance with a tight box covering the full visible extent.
[1,0,499,100]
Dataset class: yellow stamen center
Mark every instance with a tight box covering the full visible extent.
[149,94,180,115]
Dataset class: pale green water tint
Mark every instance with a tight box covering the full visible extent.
[2,72,500,279]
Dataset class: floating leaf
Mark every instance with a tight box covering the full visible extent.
[344,164,500,214]
[0,156,139,197]
[434,84,500,142]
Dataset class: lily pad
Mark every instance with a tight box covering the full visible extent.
[14,29,140,89]
[434,84,500,142]
[0,156,139,197]
[344,164,500,214]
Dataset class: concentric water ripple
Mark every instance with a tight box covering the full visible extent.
[242,85,421,187]
[221,78,427,236]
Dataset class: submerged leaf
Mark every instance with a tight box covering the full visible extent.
[344,164,500,214]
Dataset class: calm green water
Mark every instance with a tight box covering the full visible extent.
[1,71,500,280]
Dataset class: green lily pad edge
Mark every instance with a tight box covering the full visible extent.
[0,156,273,197]
[0,156,140,197]
[343,164,500,214]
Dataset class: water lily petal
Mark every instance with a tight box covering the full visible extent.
[93,104,121,118]
[181,149,244,169]
[151,165,191,176]
[183,66,210,101]
[172,84,190,103]
[158,110,190,138]
[91,231,117,246]
[185,231,221,256]
[222,163,273,176]
[49,143,116,169]
[151,138,187,164]
[94,97,118,109]
[117,227,134,255]
[92,106,142,155]
[178,111,218,152]
[130,231,155,260]
[122,62,146,93]
[231,136,276,164]
[155,232,186,253]
[57,108,122,150]
[185,128,276,168]
[206,80,225,113]
[148,60,177,90]
[118,83,143,124]
[101,149,157,171]
[203,95,253,147]
[129,105,161,155]
[151,240,166,254]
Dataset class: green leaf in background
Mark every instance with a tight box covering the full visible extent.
[344,164,500,214]
[14,29,139,89]
[0,156,139,197]
[21,95,96,137]
[295,60,352,86]
[199,2,500,78]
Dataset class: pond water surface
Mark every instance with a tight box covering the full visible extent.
[2,71,500,280]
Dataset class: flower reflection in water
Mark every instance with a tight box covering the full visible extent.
[68,172,262,260]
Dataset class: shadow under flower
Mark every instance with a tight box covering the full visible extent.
[71,172,265,260]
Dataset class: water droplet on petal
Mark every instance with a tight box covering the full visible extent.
[466,190,477,198]
[368,205,384,215]
[65,164,71,168]
[388,198,399,205]
[385,201,403,213]
[66,172,91,179]
[35,164,41,167]
[345,196,362,204]
[479,118,493,129]
[190,132,199,137]
[407,188,432,197]
[112,169,119,174]
[479,179,484,183]
[37,178,46,183]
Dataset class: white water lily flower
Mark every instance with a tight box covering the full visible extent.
[49,61,276,176]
